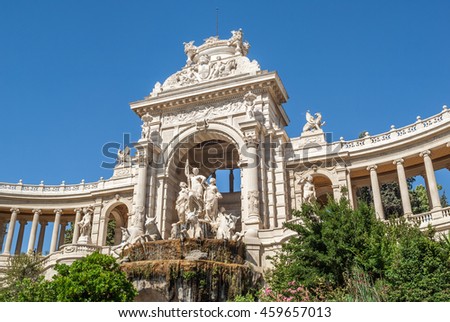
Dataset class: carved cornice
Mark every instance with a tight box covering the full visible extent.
[131,72,288,118]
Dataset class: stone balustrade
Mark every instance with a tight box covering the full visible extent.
[0,176,133,195]
[340,106,449,150]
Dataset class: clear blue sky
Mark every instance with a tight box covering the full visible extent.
[1,0,449,188]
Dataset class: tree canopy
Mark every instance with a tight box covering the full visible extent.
[267,198,450,301]
[0,252,136,302]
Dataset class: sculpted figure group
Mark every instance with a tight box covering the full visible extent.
[174,163,241,241]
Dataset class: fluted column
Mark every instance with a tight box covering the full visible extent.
[394,159,412,217]
[367,165,385,220]
[72,208,82,244]
[58,222,66,248]
[15,220,27,254]
[27,209,41,253]
[3,208,19,255]
[37,221,48,254]
[420,150,441,210]
[50,209,63,253]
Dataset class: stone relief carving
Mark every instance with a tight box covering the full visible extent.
[140,113,153,140]
[302,111,325,133]
[151,30,259,95]
[243,91,257,118]
[162,99,244,125]
[248,190,259,214]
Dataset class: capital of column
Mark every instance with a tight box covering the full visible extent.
[244,135,259,148]
[10,208,20,214]
[393,159,404,166]
[366,164,378,172]
[74,208,82,213]
[419,150,431,158]
[32,209,42,215]
[54,209,63,215]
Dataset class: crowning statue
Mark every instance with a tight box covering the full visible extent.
[117,146,131,166]
[302,111,325,133]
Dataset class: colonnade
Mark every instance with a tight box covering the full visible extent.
[0,208,85,255]
[354,150,444,219]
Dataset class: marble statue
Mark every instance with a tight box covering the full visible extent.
[303,111,325,132]
[183,41,197,66]
[78,206,93,244]
[185,163,207,216]
[216,213,240,240]
[301,175,316,204]
[117,146,131,165]
[204,177,222,222]
[175,182,190,223]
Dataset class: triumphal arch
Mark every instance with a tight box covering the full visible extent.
[1,30,450,274]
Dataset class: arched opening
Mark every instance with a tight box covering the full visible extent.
[104,203,129,246]
[313,175,333,207]
[164,130,242,237]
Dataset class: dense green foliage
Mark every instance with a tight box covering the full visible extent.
[0,252,137,302]
[267,198,450,301]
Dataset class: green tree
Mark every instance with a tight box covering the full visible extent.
[0,252,44,301]
[268,198,382,293]
[106,219,117,246]
[48,252,137,301]
[1,252,137,302]
[268,199,450,301]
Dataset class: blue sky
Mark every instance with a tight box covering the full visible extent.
[1,0,449,188]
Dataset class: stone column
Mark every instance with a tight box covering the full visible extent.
[367,165,385,220]
[15,220,27,254]
[50,209,63,253]
[3,208,19,255]
[394,159,413,217]
[420,150,442,211]
[134,142,150,220]
[58,221,66,248]
[27,209,41,253]
[72,208,82,244]
[37,221,48,254]
[0,218,6,251]
[244,136,261,228]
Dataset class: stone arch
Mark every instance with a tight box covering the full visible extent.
[100,201,131,246]
[300,168,340,205]
[160,122,245,238]
[162,121,246,173]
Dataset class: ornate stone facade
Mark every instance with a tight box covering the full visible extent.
[1,30,450,274]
